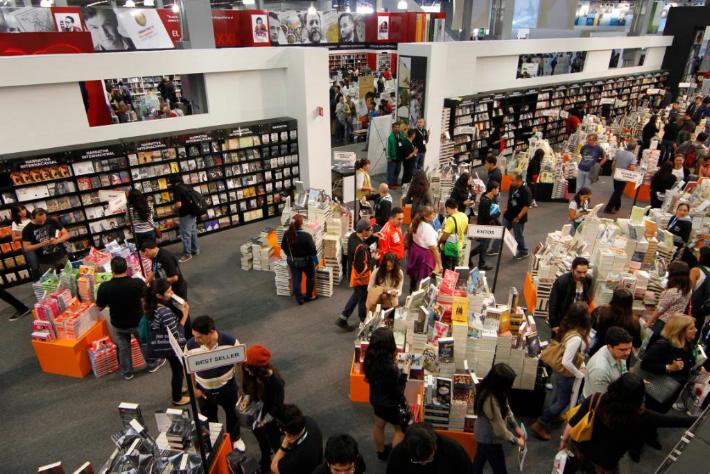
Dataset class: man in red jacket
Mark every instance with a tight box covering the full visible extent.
[377,207,404,264]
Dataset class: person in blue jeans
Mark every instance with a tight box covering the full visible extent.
[280,214,318,305]
[576,133,607,190]
[172,180,199,263]
[488,172,532,260]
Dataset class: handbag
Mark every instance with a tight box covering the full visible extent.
[236,395,263,428]
[631,360,682,404]
[566,393,602,442]
[137,316,150,344]
[442,216,460,258]
[540,331,583,377]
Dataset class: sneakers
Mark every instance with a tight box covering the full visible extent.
[529,420,551,441]
[233,438,246,452]
[178,255,192,263]
[335,317,355,332]
[148,359,167,373]
[486,250,500,257]
[172,396,190,406]
[531,200,539,208]
[123,373,135,381]
[8,307,31,322]
[514,252,530,260]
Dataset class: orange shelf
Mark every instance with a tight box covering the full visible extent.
[349,354,370,403]
[623,182,650,201]
[209,433,233,474]
[501,175,511,191]
[435,429,476,460]
[31,319,110,378]
[523,272,536,315]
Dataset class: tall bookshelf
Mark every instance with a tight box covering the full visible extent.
[0,118,299,288]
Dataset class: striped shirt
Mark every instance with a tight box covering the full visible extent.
[127,202,155,234]
[147,304,185,358]
[185,331,240,391]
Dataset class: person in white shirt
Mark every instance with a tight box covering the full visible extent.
[583,327,633,397]
[405,205,442,291]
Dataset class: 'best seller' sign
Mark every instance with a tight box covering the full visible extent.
[185,345,246,374]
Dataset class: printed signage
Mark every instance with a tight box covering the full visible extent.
[185,344,246,374]
[503,228,518,256]
[613,168,643,188]
[468,225,504,239]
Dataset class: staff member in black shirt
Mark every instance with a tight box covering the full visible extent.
[362,183,393,229]
[471,180,500,271]
[281,214,318,305]
[399,129,418,185]
[96,256,161,380]
[667,202,692,250]
[412,118,429,170]
[140,239,188,300]
[313,434,367,474]
[271,404,323,474]
[488,172,532,260]
[484,154,502,187]
[21,208,70,274]
[386,423,472,473]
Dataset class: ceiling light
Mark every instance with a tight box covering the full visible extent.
[307,4,317,15]
[397,0,407,9]
[124,0,136,7]
[171,3,180,12]
[39,0,52,6]
[144,0,155,5]
[356,5,373,13]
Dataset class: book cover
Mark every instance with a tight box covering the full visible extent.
[451,296,469,324]
[440,269,459,293]
[435,377,452,407]
[437,337,454,363]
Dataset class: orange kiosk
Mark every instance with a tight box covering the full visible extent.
[623,181,650,201]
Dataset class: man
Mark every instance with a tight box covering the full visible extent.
[337,219,378,331]
[313,434,366,474]
[140,239,188,301]
[604,139,637,214]
[677,114,696,145]
[344,96,355,143]
[186,315,245,452]
[386,423,472,473]
[172,179,200,262]
[268,12,281,43]
[471,180,501,271]
[378,207,405,264]
[84,7,135,51]
[548,257,592,331]
[583,327,632,397]
[64,16,82,32]
[667,101,681,124]
[302,10,322,43]
[362,183,392,229]
[483,154,502,187]
[22,208,70,275]
[411,118,429,170]
[386,122,403,188]
[335,95,347,145]
[2,287,31,322]
[577,133,607,189]
[686,95,704,125]
[439,198,468,271]
[488,173,532,260]
[271,404,323,474]
[660,116,680,163]
[400,129,418,185]
[677,132,708,171]
[96,256,160,380]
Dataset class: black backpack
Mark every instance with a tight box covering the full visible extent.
[692,267,710,318]
[178,184,207,217]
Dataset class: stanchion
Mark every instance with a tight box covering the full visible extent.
[184,364,210,469]
[492,227,506,293]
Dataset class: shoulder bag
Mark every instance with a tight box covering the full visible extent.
[540,331,584,377]
[565,393,602,442]
[442,216,460,258]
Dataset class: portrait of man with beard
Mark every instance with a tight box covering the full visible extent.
[302,10,322,44]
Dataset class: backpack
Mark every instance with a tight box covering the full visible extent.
[692,267,710,318]
[179,184,208,217]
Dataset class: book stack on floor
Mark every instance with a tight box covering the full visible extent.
[240,242,253,271]
[316,266,334,298]
[129,336,146,368]
[273,259,292,296]
[88,337,119,377]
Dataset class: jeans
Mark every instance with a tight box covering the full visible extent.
[387,160,401,186]
[179,215,199,257]
[345,120,353,144]
[114,326,151,376]
[342,285,368,322]
[198,378,240,441]
[472,443,508,474]
[134,230,156,253]
[25,250,40,282]
[576,169,592,190]
[415,152,425,170]
[254,420,281,470]
[539,371,576,429]
[166,354,185,402]
[289,263,315,303]
[472,238,490,267]
[490,217,527,256]
[605,179,626,212]
[0,287,29,312]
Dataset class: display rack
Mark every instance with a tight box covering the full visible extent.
[104,75,182,102]
[0,118,299,287]
[329,52,369,75]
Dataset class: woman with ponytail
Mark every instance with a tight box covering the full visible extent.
[405,205,442,291]
[280,214,318,305]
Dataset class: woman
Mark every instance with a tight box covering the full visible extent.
[530,302,591,441]
[640,314,697,413]
[590,288,642,356]
[667,202,693,256]
[650,160,677,208]
[367,252,404,311]
[401,170,432,219]
[241,344,286,473]
[526,149,543,208]
[472,363,525,474]
[561,373,647,473]
[405,206,442,291]
[144,279,190,406]
[671,153,690,183]
[568,186,592,234]
[640,115,658,155]
[648,261,691,335]
[11,205,39,280]
[363,327,410,460]
[280,214,318,305]
[450,172,474,214]
[126,189,158,250]
[355,159,373,200]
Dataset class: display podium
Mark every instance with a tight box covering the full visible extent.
[31,319,110,378]
[349,355,370,402]
[624,181,650,201]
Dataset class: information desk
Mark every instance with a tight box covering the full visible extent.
[624,181,650,201]
[31,319,110,378]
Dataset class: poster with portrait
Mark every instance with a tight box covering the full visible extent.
[267,12,283,45]
[251,14,269,43]
[377,15,389,40]
[301,9,324,44]
[114,8,174,50]
[0,7,54,32]
[397,56,427,126]
[278,11,303,45]
[54,12,83,32]
[336,12,364,43]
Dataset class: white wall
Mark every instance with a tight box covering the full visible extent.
[397,35,674,169]
[0,47,332,193]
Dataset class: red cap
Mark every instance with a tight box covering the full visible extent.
[246,344,272,367]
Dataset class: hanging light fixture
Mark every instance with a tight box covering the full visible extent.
[397,0,407,10]
[144,0,155,6]
[124,0,136,7]
[307,3,317,15]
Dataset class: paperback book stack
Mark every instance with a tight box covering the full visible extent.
[54,301,100,340]
[130,336,146,368]
[165,409,193,450]
[273,259,292,296]
[316,266,334,298]
[88,337,120,377]
[304,220,325,263]
[118,402,145,429]
[240,242,253,271]
[31,319,56,342]
[251,237,272,271]
[322,236,342,284]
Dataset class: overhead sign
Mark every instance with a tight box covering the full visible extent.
[185,344,246,374]
[613,168,643,188]
[468,224,504,239]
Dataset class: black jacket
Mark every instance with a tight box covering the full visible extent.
[281,230,317,259]
[367,193,393,228]
[548,272,592,329]
[526,155,542,183]
[662,121,679,143]
[386,433,472,474]
[487,167,503,187]
[367,364,406,408]
[641,337,693,384]
[450,186,471,213]
[477,193,499,226]
[667,216,692,246]
[650,172,677,208]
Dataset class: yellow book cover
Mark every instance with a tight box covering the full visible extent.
[158,178,167,190]
[498,306,511,334]
[451,296,468,324]
[170,162,179,174]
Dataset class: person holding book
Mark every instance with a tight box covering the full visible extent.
[548,257,592,332]
[186,315,245,452]
[367,252,404,311]
[21,208,70,275]
[439,198,468,271]
[280,214,318,305]
[270,404,323,474]
[126,189,159,252]
[241,344,286,472]
[472,363,525,474]
[144,278,190,406]
[487,172,532,260]
[605,140,637,215]
[405,206,442,291]
[11,205,39,281]
[386,423,471,472]
[141,239,188,302]
[450,172,475,214]
[377,207,405,265]
[568,186,591,234]
[313,434,367,474]
[648,261,691,335]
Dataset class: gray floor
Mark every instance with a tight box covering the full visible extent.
[0,174,680,473]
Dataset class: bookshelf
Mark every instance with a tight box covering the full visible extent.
[0,118,299,288]
[329,52,369,75]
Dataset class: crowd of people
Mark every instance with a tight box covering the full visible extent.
[106,77,190,124]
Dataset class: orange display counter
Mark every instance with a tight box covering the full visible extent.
[436,429,476,460]
[209,433,233,474]
[31,319,111,378]
[501,174,511,191]
[623,182,650,201]
[523,272,536,315]
[349,355,370,403]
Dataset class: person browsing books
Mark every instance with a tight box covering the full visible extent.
[185,315,245,452]
[470,181,500,271]
[647,261,691,336]
[406,206,443,291]
[280,214,318,305]
[484,154,503,188]
[583,326,632,397]
[439,198,468,271]
[367,252,404,311]
[487,172,532,260]
[568,187,592,234]
[605,140,637,214]
[126,189,159,252]
[377,207,405,264]
[21,208,70,275]
[171,178,200,263]
[141,239,188,302]
[270,404,323,474]
[401,170,433,221]
[577,134,607,190]
[589,288,642,356]
[386,423,472,473]
[361,183,392,230]
[11,205,39,281]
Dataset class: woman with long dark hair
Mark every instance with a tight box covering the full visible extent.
[280,214,317,305]
[367,252,403,310]
[144,278,190,406]
[526,148,543,208]
[10,205,39,280]
[531,302,591,441]
[363,327,409,460]
[401,170,432,220]
[450,172,474,214]
[405,206,442,291]
[126,189,158,250]
[473,363,524,474]
[590,288,642,356]
[568,186,591,234]
[650,160,677,208]
[649,261,691,335]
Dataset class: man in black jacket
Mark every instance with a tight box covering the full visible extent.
[483,154,502,187]
[548,256,592,332]
[470,180,500,271]
[386,423,471,473]
[362,183,392,229]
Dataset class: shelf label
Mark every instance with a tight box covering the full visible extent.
[185,344,246,374]
[468,224,504,239]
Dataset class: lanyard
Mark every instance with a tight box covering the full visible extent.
[668,217,678,230]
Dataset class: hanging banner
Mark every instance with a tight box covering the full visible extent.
[377,15,389,40]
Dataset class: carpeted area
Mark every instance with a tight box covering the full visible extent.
[0,173,682,473]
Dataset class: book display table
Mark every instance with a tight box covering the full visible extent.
[349,355,370,403]
[31,319,110,378]
[436,429,476,460]
[209,433,233,474]
[624,181,650,201]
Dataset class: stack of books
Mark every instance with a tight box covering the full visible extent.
[322,236,342,284]
[467,332,497,377]
[88,337,119,377]
[273,259,292,296]
[118,402,144,429]
[165,409,192,450]
[129,335,145,368]
[451,320,468,370]
[516,356,539,390]
[239,242,253,271]
[316,266,334,298]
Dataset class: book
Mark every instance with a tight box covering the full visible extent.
[435,377,452,408]
[451,296,469,324]
[118,402,144,429]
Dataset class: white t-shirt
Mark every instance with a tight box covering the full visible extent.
[413,221,438,248]
[568,200,588,223]
[672,167,685,181]
[11,218,30,233]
